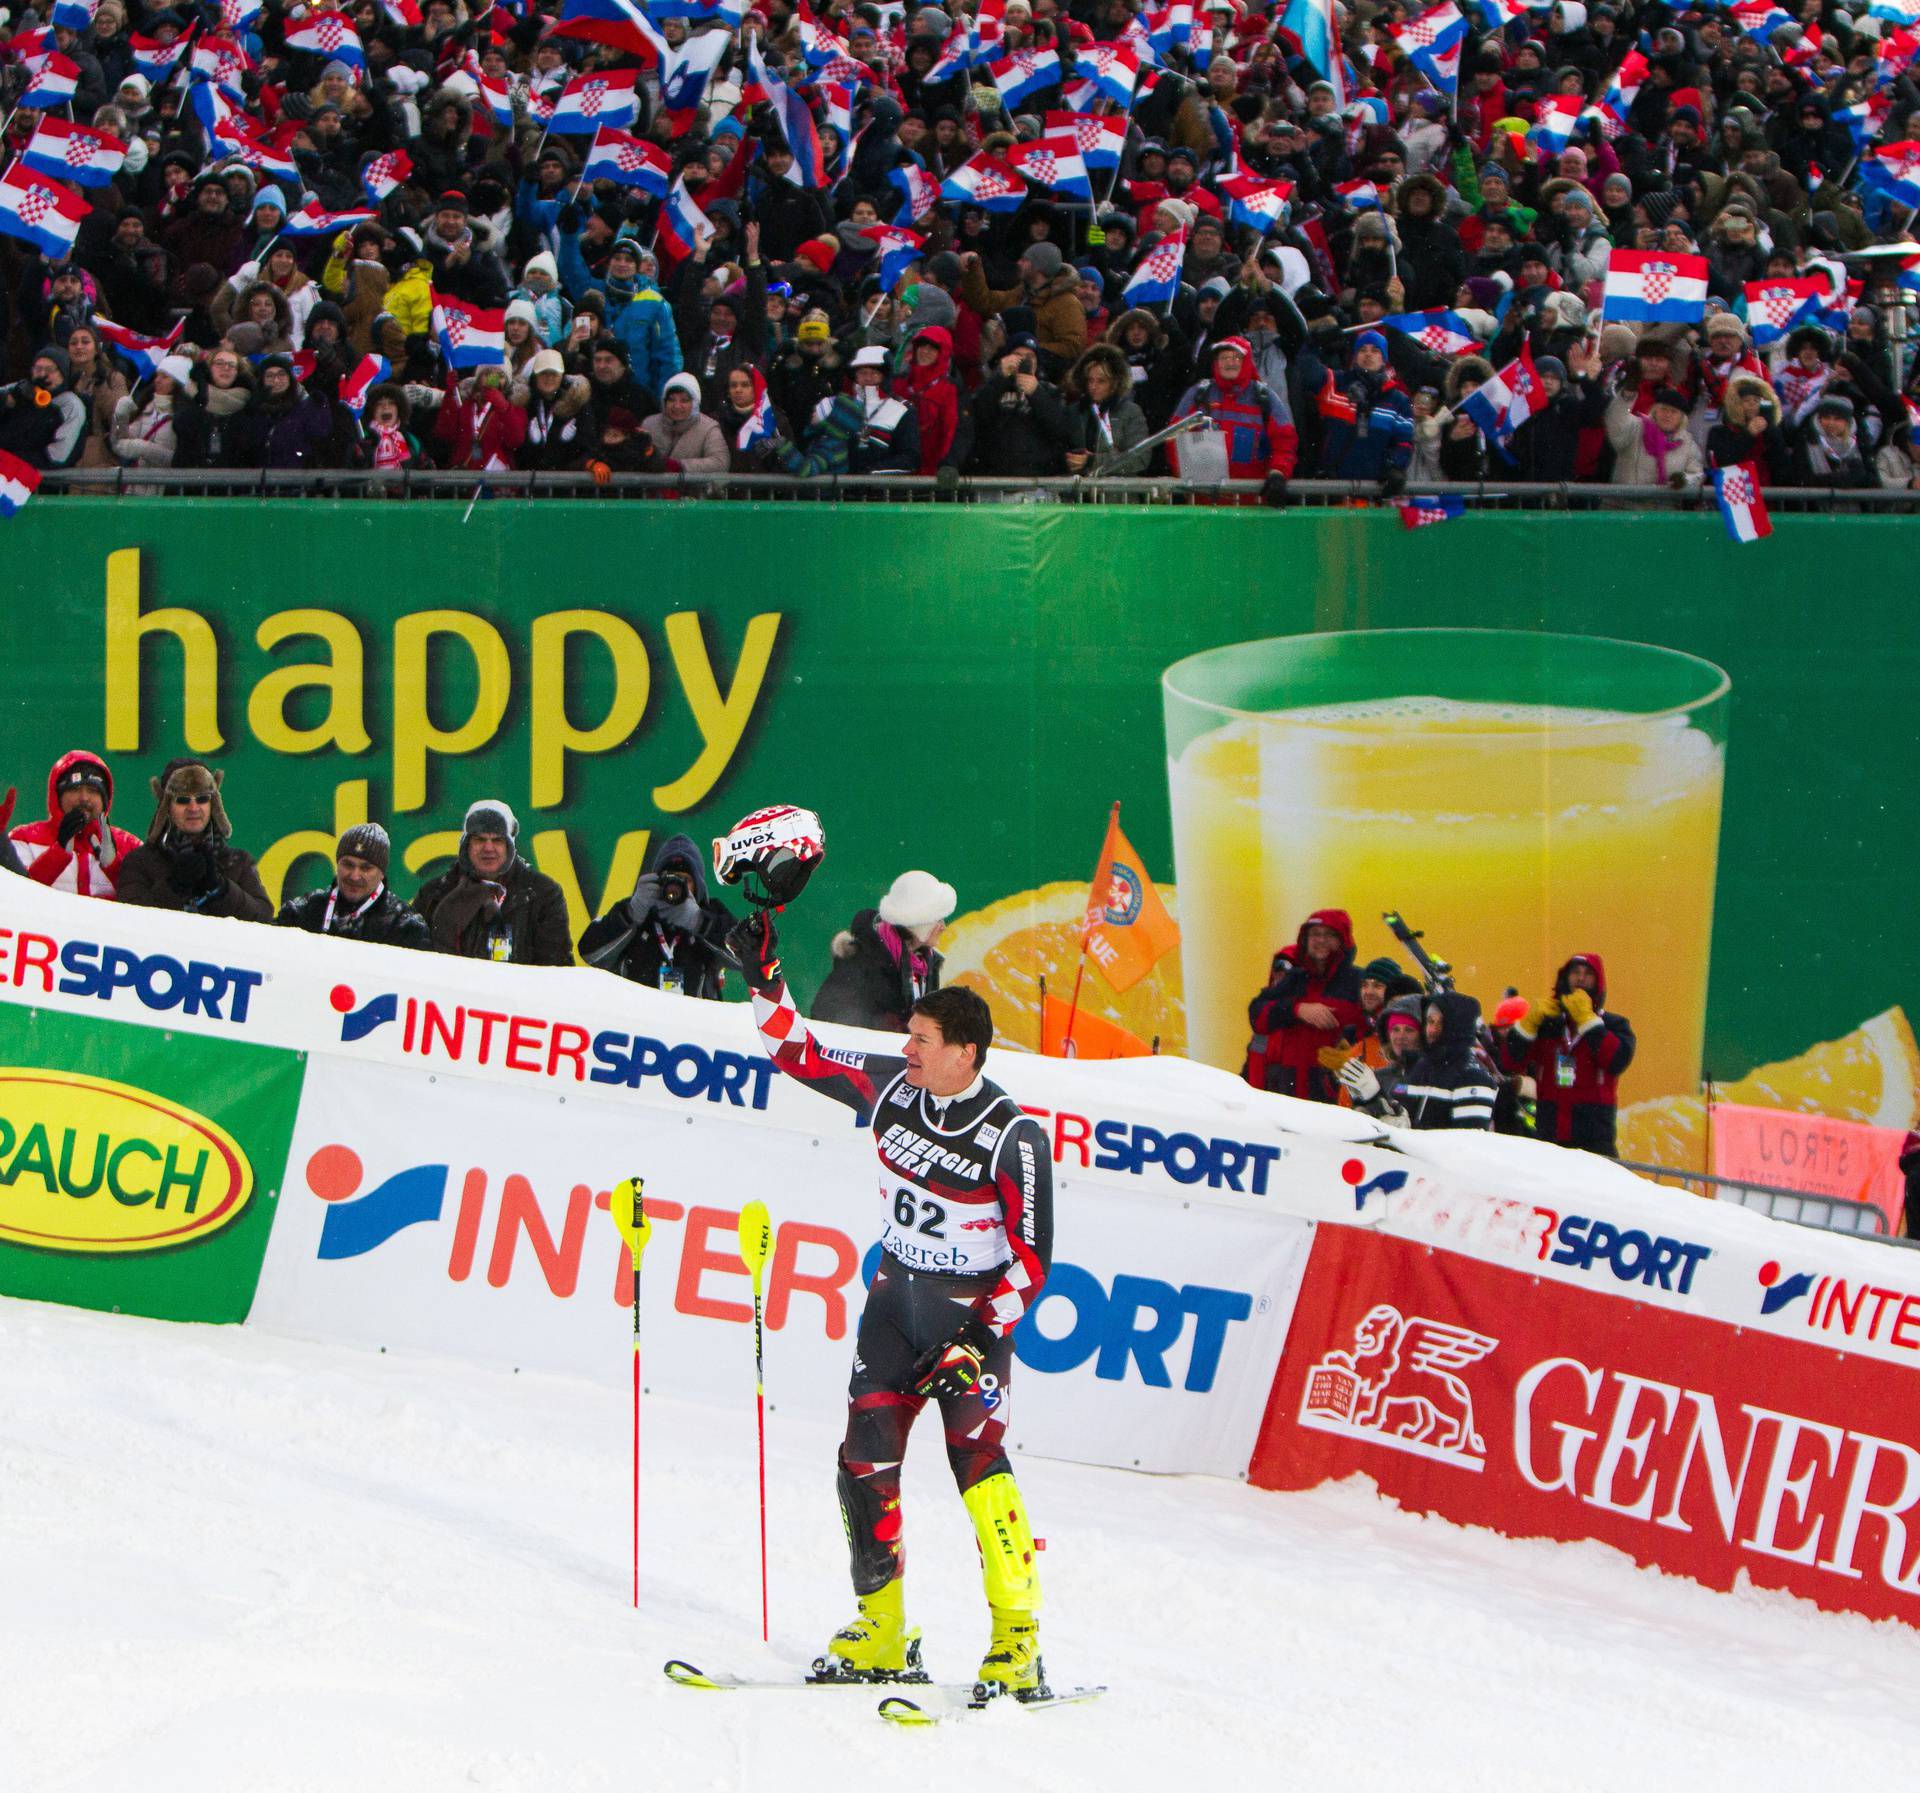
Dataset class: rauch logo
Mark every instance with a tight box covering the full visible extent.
[0,1068,254,1252]
[1297,1303,1498,1470]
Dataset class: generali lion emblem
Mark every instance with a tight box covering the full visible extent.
[1298,1304,1497,1471]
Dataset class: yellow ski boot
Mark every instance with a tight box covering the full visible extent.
[814,1578,925,1683]
[963,1473,1045,1700]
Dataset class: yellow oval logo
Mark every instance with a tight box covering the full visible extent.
[0,1068,254,1254]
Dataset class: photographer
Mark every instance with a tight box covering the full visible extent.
[0,348,89,470]
[969,336,1077,476]
[579,834,734,999]
[116,758,273,921]
[277,825,432,949]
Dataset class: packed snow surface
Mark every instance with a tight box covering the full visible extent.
[7,1297,1919,1793]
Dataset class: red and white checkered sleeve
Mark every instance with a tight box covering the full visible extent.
[750,981,891,1119]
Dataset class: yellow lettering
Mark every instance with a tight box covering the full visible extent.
[103,547,223,753]
[402,831,463,881]
[531,829,652,965]
[256,780,369,912]
[392,610,511,813]
[529,610,650,809]
[651,611,781,812]
[247,609,372,755]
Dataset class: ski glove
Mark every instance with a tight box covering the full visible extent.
[627,872,663,924]
[723,911,783,996]
[1521,995,1560,1033]
[910,1317,995,1402]
[57,807,92,849]
[1562,988,1597,1030]
[1337,1058,1381,1103]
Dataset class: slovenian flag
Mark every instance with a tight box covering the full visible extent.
[1045,110,1127,170]
[22,117,127,188]
[19,53,82,108]
[1395,1,1468,95]
[1219,173,1292,232]
[1602,247,1710,323]
[581,125,672,195]
[941,151,1027,213]
[1399,495,1466,528]
[988,45,1061,107]
[656,175,713,269]
[658,31,728,126]
[1711,463,1772,543]
[1281,0,1345,104]
[283,9,365,68]
[861,223,926,291]
[0,450,41,520]
[1457,342,1547,458]
[1008,138,1091,201]
[550,67,639,133]
[547,0,665,61]
[1382,309,1478,355]
[432,292,507,369]
[360,147,413,202]
[0,164,90,256]
[339,353,390,416]
[1122,225,1186,306]
[94,317,185,379]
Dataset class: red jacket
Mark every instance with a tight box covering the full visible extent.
[1169,338,1299,479]
[1244,908,1366,1103]
[1496,953,1637,1155]
[8,749,141,898]
[891,324,960,474]
[434,375,528,471]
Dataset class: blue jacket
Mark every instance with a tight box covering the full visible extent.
[557,228,682,394]
[1316,365,1414,479]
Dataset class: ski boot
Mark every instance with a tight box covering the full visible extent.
[811,1578,926,1684]
[963,1472,1046,1700]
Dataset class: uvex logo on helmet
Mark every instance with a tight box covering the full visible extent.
[0,1068,254,1253]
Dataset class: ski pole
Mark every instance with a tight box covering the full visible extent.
[610,1175,652,1608]
[738,1199,773,1643]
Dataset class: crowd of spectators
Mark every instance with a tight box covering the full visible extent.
[0,0,1916,493]
[1243,905,1636,1155]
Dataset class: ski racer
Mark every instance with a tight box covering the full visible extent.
[726,906,1055,1696]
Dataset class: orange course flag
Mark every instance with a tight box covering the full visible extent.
[1042,995,1152,1060]
[1082,802,1180,994]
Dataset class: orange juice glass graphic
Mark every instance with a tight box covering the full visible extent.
[1164,631,1729,1100]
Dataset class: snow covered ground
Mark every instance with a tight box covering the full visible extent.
[6,1296,1920,1793]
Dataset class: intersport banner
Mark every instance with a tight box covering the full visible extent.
[1251,1225,1920,1625]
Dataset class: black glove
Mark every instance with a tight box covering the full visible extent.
[1261,470,1289,509]
[57,807,92,849]
[168,836,215,894]
[1378,466,1408,500]
[935,463,960,499]
[910,1316,995,1402]
[557,201,583,233]
[723,910,783,996]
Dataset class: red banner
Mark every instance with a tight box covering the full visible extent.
[1252,1226,1920,1625]
[1710,1102,1908,1234]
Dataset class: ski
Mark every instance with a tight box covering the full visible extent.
[663,1657,944,1693]
[877,1684,1106,1726]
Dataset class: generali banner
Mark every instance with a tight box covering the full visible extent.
[1252,1225,1920,1625]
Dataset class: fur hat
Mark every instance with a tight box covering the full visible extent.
[148,757,230,842]
[878,870,957,931]
[462,797,518,841]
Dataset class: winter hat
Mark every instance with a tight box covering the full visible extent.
[250,186,289,220]
[506,297,539,329]
[879,870,957,931]
[336,823,391,873]
[1199,274,1232,301]
[1354,329,1388,357]
[796,237,839,274]
[1361,956,1404,984]
[1705,313,1748,345]
[797,309,832,344]
[851,344,889,370]
[462,798,518,841]
[148,757,230,842]
[591,331,630,364]
[1022,241,1065,278]
[1464,274,1503,311]
[1535,353,1567,382]
[1598,321,1637,362]
[57,757,110,799]
[157,353,196,390]
[1213,334,1253,362]
[1651,385,1689,412]
[1813,393,1855,420]
[527,348,565,379]
[663,371,703,412]
[524,250,559,286]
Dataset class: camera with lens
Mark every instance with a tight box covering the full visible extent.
[659,872,692,907]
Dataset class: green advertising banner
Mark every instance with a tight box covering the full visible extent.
[0,1005,305,1322]
[0,499,1913,1177]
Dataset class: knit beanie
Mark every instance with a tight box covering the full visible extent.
[1023,241,1064,278]
[878,870,957,931]
[337,823,391,873]
[1361,956,1404,984]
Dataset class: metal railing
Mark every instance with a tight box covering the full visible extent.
[1620,1159,1916,1246]
[31,468,1920,509]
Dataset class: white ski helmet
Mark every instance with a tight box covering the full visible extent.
[712,804,826,907]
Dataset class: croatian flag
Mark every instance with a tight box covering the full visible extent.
[548,0,665,61]
[1145,0,1192,53]
[284,10,365,68]
[190,32,253,97]
[10,24,56,72]
[1603,247,1709,323]
[0,450,41,520]
[1743,276,1825,346]
[550,68,640,133]
[50,0,98,31]
[1045,111,1127,170]
[283,198,378,236]
[360,148,413,203]
[1219,173,1292,232]
[1861,140,1920,208]
[889,163,942,225]
[1470,0,1527,24]
[339,353,390,416]
[1009,139,1092,201]
[655,175,713,268]
[1871,0,1920,22]
[1835,98,1887,147]
[926,12,975,81]
[581,125,671,196]
[130,32,191,81]
[1457,342,1547,456]
[794,0,847,65]
[1335,179,1382,210]
[1711,463,1772,543]
[1878,26,1920,74]
[988,46,1061,107]
[1381,308,1478,355]
[218,0,263,29]
[648,0,748,23]
[1281,0,1345,104]
[476,72,515,127]
[861,223,926,291]
[94,317,184,379]
[0,165,90,256]
[940,151,1027,213]
[1607,47,1648,111]
[1064,42,1141,108]
[1529,94,1586,153]
[20,53,82,108]
[1729,0,1792,35]
[1398,494,1465,528]
[1122,225,1186,305]
[22,118,127,188]
[380,0,425,27]
[658,31,728,124]
[1395,1,1468,96]
[432,292,508,369]
[214,119,303,183]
